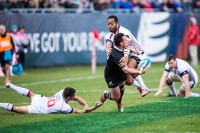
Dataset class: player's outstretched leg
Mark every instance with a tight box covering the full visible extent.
[177,88,200,97]
[0,103,14,112]
[4,81,30,97]
[126,75,143,96]
[135,75,151,97]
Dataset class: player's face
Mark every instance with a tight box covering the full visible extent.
[168,59,177,69]
[107,18,118,33]
[122,36,128,47]
[70,94,76,101]
[0,27,5,35]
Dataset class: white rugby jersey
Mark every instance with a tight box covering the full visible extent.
[105,26,144,51]
[165,58,198,83]
[44,89,73,114]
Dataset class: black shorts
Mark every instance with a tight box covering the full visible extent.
[0,50,13,67]
[105,79,125,88]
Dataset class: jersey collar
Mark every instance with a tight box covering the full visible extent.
[62,95,68,103]
[114,45,123,52]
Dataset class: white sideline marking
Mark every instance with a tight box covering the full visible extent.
[0,75,102,89]
[154,101,174,103]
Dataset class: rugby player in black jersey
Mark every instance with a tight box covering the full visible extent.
[100,33,148,112]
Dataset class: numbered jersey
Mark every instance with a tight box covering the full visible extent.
[28,89,73,114]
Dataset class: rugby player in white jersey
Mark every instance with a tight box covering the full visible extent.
[154,55,199,98]
[0,81,102,114]
[105,15,151,98]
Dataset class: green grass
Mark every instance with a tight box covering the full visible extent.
[0,63,200,133]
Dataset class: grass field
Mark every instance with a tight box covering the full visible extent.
[0,63,200,133]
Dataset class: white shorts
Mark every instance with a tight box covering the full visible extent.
[167,72,197,91]
[129,52,147,61]
[28,95,48,114]
[129,52,147,67]
[181,81,197,91]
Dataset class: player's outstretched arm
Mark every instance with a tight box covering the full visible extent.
[122,65,148,75]
[182,74,190,98]
[154,71,169,96]
[85,102,103,113]
[72,102,103,114]
[106,42,112,58]
[73,96,89,110]
[130,46,140,55]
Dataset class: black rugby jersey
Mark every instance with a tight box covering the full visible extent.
[104,46,127,81]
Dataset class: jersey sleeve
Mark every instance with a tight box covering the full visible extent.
[105,33,113,44]
[179,65,189,77]
[61,104,73,114]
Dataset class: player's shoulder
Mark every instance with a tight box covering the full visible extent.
[105,32,114,39]
[105,32,113,36]
[54,89,64,96]
[119,26,131,33]
[176,58,189,70]
[176,58,188,66]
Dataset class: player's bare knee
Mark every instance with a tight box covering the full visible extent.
[13,106,19,113]
[177,89,185,96]
[28,91,37,98]
[125,79,132,85]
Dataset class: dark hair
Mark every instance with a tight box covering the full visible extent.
[107,15,118,23]
[63,87,76,99]
[167,54,176,62]
[114,33,124,46]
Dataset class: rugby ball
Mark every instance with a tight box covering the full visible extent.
[138,58,151,70]
[12,63,23,75]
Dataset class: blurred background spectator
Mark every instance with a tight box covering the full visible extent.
[0,0,199,13]
[193,0,200,12]
[186,15,200,65]
[17,26,30,68]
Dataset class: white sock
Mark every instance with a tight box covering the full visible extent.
[168,83,176,95]
[10,83,30,96]
[0,103,14,111]
[131,79,142,88]
[135,75,147,88]
[128,79,142,94]
[190,92,200,97]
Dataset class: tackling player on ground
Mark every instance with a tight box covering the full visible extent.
[0,81,102,114]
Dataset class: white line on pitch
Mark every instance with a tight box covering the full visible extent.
[0,75,102,89]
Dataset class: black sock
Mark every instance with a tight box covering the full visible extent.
[117,87,124,104]
[105,93,112,100]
